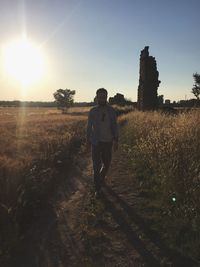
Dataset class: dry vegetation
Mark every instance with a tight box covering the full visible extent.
[0,107,88,262]
[119,110,200,260]
[1,105,199,263]
[0,107,88,202]
[0,105,134,265]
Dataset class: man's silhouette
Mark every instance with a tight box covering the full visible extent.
[86,88,118,196]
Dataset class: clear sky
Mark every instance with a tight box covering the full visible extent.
[0,0,199,102]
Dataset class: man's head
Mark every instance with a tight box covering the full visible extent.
[96,88,108,106]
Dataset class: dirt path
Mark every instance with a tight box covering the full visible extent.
[13,145,197,267]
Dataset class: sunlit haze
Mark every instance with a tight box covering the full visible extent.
[0,0,199,102]
[3,38,44,85]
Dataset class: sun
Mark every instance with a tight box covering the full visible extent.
[3,39,44,85]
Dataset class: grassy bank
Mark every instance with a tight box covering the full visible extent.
[119,110,200,261]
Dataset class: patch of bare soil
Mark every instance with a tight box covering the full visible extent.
[12,146,197,267]
[80,146,197,267]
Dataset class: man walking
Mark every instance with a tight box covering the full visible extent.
[86,88,119,196]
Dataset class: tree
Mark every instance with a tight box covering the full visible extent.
[191,73,200,100]
[53,88,75,112]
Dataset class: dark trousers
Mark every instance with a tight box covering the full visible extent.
[92,141,113,191]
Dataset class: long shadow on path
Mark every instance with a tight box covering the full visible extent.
[100,188,160,267]
[100,184,198,267]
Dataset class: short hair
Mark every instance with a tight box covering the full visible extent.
[96,88,108,96]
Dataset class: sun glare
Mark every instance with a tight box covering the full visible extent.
[3,39,44,85]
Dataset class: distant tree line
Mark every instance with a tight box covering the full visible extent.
[53,89,135,112]
[2,72,199,109]
[170,99,200,108]
[0,101,57,107]
[0,100,94,108]
[158,97,200,108]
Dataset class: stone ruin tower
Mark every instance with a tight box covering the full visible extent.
[137,46,160,110]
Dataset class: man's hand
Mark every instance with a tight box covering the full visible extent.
[113,141,118,152]
[86,141,91,153]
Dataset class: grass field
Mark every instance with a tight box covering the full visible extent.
[0,107,88,262]
[0,105,131,209]
[119,110,200,260]
[1,106,199,263]
[0,107,88,199]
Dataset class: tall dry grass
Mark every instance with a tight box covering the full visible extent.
[120,110,200,260]
[0,107,88,263]
[0,107,87,202]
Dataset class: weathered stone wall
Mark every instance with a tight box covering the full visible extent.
[137,46,160,110]
[109,93,126,106]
